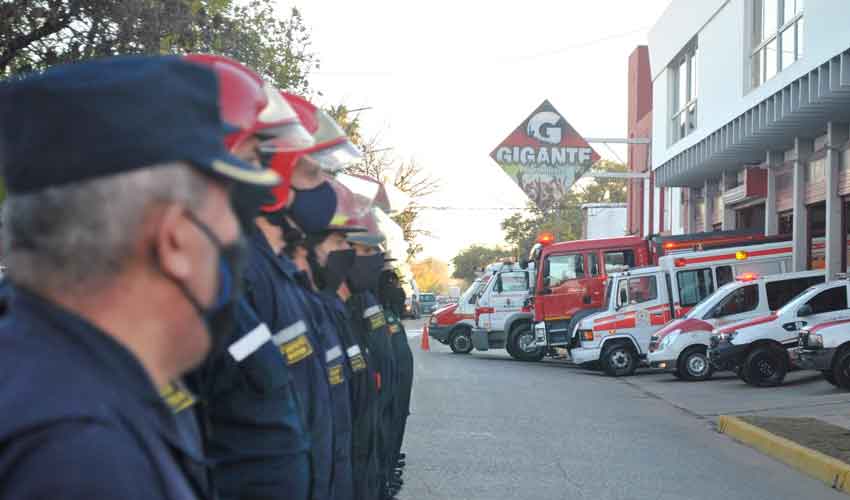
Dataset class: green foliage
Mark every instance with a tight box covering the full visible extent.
[451,245,513,284]
[501,160,628,259]
[325,104,363,146]
[1,0,318,93]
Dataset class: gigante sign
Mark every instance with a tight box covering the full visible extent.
[490,100,599,209]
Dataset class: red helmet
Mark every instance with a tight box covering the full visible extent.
[183,54,267,151]
[282,93,363,172]
[323,175,369,233]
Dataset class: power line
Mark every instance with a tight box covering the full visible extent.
[314,25,652,77]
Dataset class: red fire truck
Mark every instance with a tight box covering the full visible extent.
[520,230,785,361]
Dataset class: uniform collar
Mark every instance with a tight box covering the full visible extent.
[248,226,300,279]
[10,286,163,403]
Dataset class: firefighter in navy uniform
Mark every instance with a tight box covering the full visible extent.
[283,92,387,500]
[345,260,397,499]
[345,209,394,500]
[294,179,373,500]
[176,54,315,500]
[378,263,415,498]
[244,142,337,500]
[0,56,281,499]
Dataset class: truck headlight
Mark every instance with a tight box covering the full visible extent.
[658,329,681,350]
[808,333,824,348]
[718,331,737,344]
[578,329,594,341]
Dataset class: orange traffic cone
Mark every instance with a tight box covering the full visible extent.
[421,323,430,351]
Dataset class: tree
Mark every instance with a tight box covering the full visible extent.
[411,258,449,294]
[1,1,318,93]
[451,245,513,284]
[501,160,628,258]
[337,130,439,262]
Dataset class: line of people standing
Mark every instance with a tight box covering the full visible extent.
[0,53,414,500]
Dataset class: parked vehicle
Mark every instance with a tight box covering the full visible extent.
[797,314,850,389]
[419,293,438,315]
[470,262,537,361]
[709,277,850,386]
[528,229,783,359]
[648,270,824,380]
[428,274,492,354]
[565,240,795,376]
[402,280,421,319]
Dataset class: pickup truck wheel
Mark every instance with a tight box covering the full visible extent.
[744,346,788,387]
[507,324,544,362]
[832,350,850,390]
[449,329,473,354]
[677,346,713,381]
[601,343,638,377]
[822,370,838,386]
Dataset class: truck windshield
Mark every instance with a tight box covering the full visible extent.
[459,280,482,305]
[686,281,740,319]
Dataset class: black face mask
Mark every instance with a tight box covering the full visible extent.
[386,286,406,316]
[164,211,245,355]
[348,253,384,293]
[231,184,274,232]
[309,247,356,293]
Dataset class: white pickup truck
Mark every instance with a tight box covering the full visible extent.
[647,270,824,381]
[709,277,850,386]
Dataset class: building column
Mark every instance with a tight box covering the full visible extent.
[720,171,736,230]
[792,137,814,271]
[684,188,696,233]
[764,150,781,236]
[703,179,714,233]
[825,122,849,279]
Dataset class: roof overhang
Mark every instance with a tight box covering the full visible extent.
[656,47,850,187]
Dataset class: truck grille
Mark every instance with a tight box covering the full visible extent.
[709,335,719,349]
[799,331,809,348]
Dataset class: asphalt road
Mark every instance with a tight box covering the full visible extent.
[398,318,846,500]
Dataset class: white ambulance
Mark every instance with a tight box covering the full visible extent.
[569,241,794,377]
[709,276,850,386]
[647,270,824,380]
[797,312,850,389]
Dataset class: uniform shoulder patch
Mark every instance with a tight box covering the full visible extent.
[160,381,196,414]
[273,320,313,366]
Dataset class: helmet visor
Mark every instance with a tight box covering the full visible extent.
[258,122,315,152]
[308,140,363,172]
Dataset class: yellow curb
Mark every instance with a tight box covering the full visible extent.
[718,415,850,494]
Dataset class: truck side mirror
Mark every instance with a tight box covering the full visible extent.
[495,277,503,294]
[617,289,628,309]
[519,259,528,270]
[797,304,813,317]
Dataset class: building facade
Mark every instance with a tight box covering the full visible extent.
[642,0,850,278]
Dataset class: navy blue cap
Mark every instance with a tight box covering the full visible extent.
[0,55,279,194]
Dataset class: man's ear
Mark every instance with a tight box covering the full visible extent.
[154,205,194,281]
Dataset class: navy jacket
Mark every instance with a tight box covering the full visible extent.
[244,228,335,500]
[302,289,354,500]
[0,286,204,499]
[186,299,311,500]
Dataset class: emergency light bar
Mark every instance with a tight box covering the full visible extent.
[537,232,555,246]
[737,272,759,282]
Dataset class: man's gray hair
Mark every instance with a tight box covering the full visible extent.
[2,163,208,293]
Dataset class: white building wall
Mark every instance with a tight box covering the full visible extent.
[650,0,850,170]
[582,204,628,239]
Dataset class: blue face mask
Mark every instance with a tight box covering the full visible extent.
[290,181,337,234]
